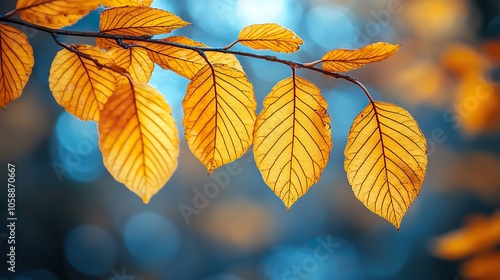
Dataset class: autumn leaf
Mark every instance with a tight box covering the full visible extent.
[16,0,100,29]
[344,101,427,229]
[144,36,205,79]
[0,24,34,109]
[107,47,154,83]
[238,23,303,53]
[49,45,117,121]
[100,0,153,7]
[145,36,242,79]
[98,81,179,203]
[253,75,332,209]
[183,64,256,173]
[96,6,190,49]
[206,52,243,73]
[322,42,400,72]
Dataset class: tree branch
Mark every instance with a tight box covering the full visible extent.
[0,16,375,101]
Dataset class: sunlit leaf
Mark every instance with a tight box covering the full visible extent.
[322,42,400,73]
[49,45,117,121]
[100,0,153,7]
[16,0,100,29]
[145,36,205,79]
[98,81,179,203]
[0,24,34,109]
[145,36,242,79]
[238,23,303,53]
[183,64,256,173]
[344,101,427,229]
[107,47,153,83]
[253,75,332,209]
[96,6,190,49]
[206,52,243,72]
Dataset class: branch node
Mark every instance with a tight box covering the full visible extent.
[116,38,130,49]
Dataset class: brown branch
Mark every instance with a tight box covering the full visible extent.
[0,16,375,101]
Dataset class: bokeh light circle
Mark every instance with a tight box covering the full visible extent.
[64,225,117,276]
[123,212,180,268]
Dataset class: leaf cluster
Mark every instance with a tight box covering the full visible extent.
[0,0,428,229]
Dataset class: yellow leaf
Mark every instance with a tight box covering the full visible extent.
[0,24,34,109]
[183,64,256,172]
[16,0,100,29]
[145,36,206,79]
[96,6,190,49]
[49,45,117,121]
[145,36,242,79]
[98,81,179,203]
[107,47,153,83]
[322,42,400,73]
[238,23,303,53]
[101,0,153,7]
[207,52,243,73]
[253,75,332,209]
[344,101,427,229]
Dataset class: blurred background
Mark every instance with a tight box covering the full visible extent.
[0,0,499,279]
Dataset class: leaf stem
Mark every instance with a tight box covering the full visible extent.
[303,60,322,68]
[222,40,239,50]
[2,9,18,19]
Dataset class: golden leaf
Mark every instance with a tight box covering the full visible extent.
[49,45,117,121]
[96,6,190,49]
[183,64,256,173]
[253,75,332,209]
[100,0,153,7]
[0,24,34,109]
[238,23,303,53]
[206,52,243,73]
[145,36,205,79]
[145,36,242,79]
[107,47,153,83]
[322,42,400,73]
[344,101,427,229]
[98,81,179,203]
[16,0,100,29]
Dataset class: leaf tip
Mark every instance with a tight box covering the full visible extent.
[141,194,151,204]
[389,219,402,230]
